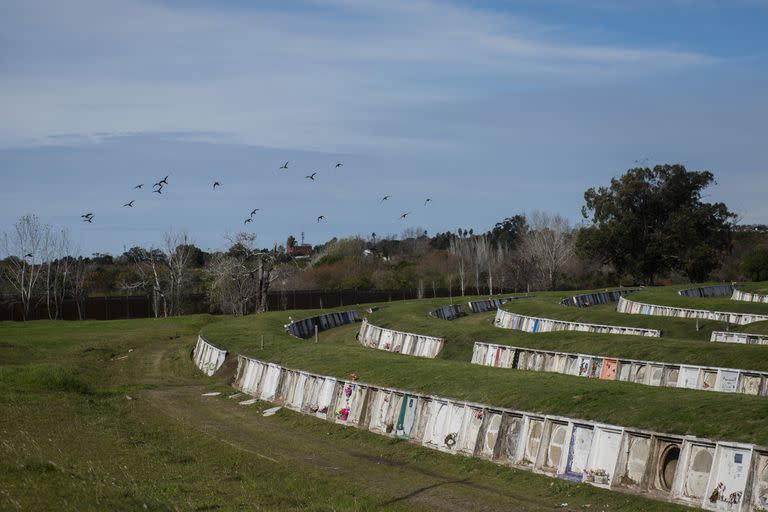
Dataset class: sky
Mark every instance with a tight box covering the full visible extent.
[1,0,767,255]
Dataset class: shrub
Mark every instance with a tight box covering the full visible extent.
[741,249,768,281]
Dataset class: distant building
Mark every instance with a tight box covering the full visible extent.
[286,236,312,257]
[734,224,768,233]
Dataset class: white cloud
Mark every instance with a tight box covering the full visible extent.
[0,0,720,152]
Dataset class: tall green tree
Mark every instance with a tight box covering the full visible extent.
[490,214,528,249]
[577,164,735,284]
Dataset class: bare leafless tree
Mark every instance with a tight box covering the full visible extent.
[163,230,194,316]
[205,233,278,315]
[70,256,92,320]
[519,211,575,290]
[42,228,75,320]
[120,246,168,318]
[1,214,50,320]
[449,235,471,296]
[473,235,495,295]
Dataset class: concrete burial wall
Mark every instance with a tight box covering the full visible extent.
[678,284,736,298]
[192,335,228,376]
[560,289,642,308]
[357,319,444,358]
[732,290,768,304]
[229,354,768,511]
[711,331,768,346]
[471,342,768,397]
[494,309,662,337]
[285,310,360,339]
[617,297,768,326]
[467,296,533,314]
[429,304,465,320]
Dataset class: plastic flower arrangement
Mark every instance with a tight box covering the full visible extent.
[384,342,391,350]
[319,406,328,414]
[336,407,350,420]
[344,384,353,397]
[444,432,457,447]
[474,409,484,420]
[585,468,609,483]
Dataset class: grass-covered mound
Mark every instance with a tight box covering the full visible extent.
[202,286,768,446]
[1,314,692,511]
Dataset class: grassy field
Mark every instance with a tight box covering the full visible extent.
[202,299,768,447]
[2,312,695,511]
[2,283,767,510]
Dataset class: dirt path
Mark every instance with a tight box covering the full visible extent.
[140,340,556,511]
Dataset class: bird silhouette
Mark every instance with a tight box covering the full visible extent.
[306,172,317,181]
[335,162,343,168]
[380,195,391,203]
[317,215,325,223]
[134,184,144,189]
[424,198,431,206]
[24,253,33,258]
[250,208,260,216]
[123,200,135,207]
[244,218,252,224]
[279,161,289,170]
[81,213,94,219]
[213,181,221,189]
[400,212,410,219]
[83,216,93,223]
[160,175,169,185]
[153,188,162,194]
[153,181,163,188]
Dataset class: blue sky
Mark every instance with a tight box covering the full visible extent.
[1,0,766,255]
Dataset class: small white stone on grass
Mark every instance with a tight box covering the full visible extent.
[262,406,281,417]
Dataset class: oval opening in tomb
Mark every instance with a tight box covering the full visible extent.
[659,445,680,491]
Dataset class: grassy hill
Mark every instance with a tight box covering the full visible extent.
[3,282,768,510]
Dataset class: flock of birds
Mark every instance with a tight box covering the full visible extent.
[78,161,433,227]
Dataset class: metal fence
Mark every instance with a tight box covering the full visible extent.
[0,287,505,321]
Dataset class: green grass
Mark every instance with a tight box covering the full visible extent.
[630,282,768,315]
[2,283,767,509]
[204,312,768,447]
[1,311,692,510]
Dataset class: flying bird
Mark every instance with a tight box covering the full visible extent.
[400,212,410,219]
[160,175,169,185]
[81,213,93,219]
[244,218,252,224]
[335,162,343,168]
[83,216,93,223]
[134,184,144,189]
[213,181,221,189]
[306,172,317,181]
[279,161,289,170]
[153,181,163,188]
[317,215,325,223]
[24,253,33,258]
[250,208,260,216]
[123,200,135,207]
[380,195,391,203]
[424,198,431,206]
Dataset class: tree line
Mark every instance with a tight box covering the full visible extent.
[2,164,768,320]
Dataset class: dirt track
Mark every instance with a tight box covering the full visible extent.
[141,339,559,511]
